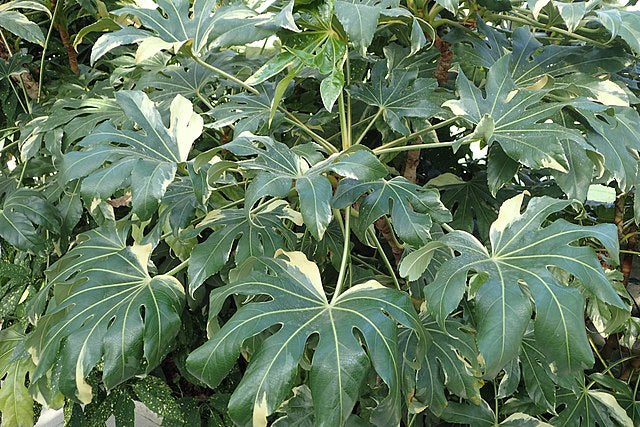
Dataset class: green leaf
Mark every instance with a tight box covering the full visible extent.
[398,241,449,281]
[187,200,299,295]
[444,54,585,174]
[224,134,386,239]
[333,176,451,246]
[0,1,50,45]
[186,251,424,426]
[350,61,441,135]
[27,222,185,403]
[556,1,586,32]
[439,399,495,426]
[62,91,203,220]
[0,327,34,427]
[428,173,499,241]
[208,87,282,135]
[138,58,216,106]
[0,187,61,253]
[596,9,640,54]
[400,316,483,416]
[573,103,640,191]
[426,194,624,378]
[0,52,31,80]
[520,332,557,412]
[553,387,634,426]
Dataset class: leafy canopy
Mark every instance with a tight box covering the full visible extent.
[0,0,638,425]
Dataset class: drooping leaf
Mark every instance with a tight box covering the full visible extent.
[425,193,624,378]
[62,91,203,220]
[520,332,557,412]
[187,251,424,426]
[0,1,50,45]
[334,0,403,53]
[596,9,640,55]
[0,187,61,254]
[0,326,34,427]
[400,315,483,416]
[333,176,451,246]
[27,222,185,403]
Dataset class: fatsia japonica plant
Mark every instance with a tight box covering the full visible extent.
[2,0,640,425]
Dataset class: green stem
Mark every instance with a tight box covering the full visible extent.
[38,0,62,102]
[374,117,460,153]
[375,140,458,155]
[368,227,401,290]
[166,259,189,276]
[338,91,350,150]
[490,13,608,47]
[0,30,31,113]
[345,54,352,144]
[332,207,351,302]
[17,159,28,186]
[441,223,455,233]
[589,336,613,378]
[354,108,383,146]
[191,49,337,154]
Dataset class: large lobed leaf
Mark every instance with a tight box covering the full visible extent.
[425,193,625,378]
[27,222,185,404]
[187,251,424,426]
[62,91,203,220]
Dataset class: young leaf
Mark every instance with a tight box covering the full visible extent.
[187,251,424,426]
[400,316,483,416]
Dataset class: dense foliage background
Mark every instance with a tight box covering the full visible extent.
[0,0,640,425]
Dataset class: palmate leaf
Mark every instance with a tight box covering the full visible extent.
[208,87,281,134]
[553,386,634,426]
[224,133,387,239]
[444,54,585,174]
[94,0,290,63]
[572,102,640,191]
[400,315,483,416]
[62,91,203,220]
[0,1,50,46]
[137,59,216,106]
[508,27,630,88]
[425,193,625,378]
[0,187,61,254]
[27,222,185,404]
[428,172,498,241]
[350,61,441,135]
[333,176,451,246]
[334,0,406,53]
[0,52,31,80]
[187,200,300,294]
[187,251,424,426]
